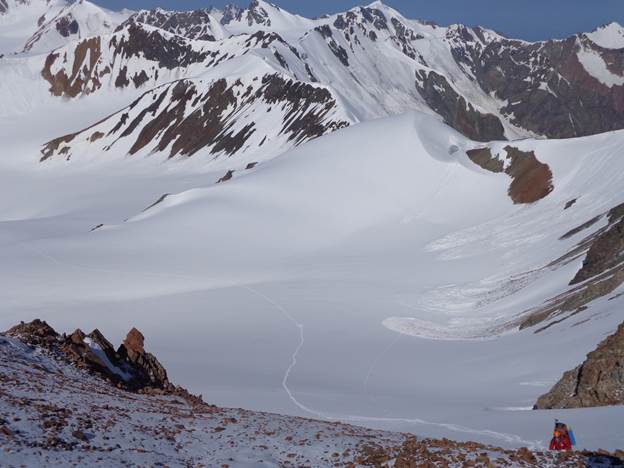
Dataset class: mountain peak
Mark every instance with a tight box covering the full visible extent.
[586,21,624,49]
[366,0,387,8]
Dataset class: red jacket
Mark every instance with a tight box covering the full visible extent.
[550,435,572,451]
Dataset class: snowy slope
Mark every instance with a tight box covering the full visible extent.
[1,109,623,450]
[0,0,66,55]
[1,0,624,456]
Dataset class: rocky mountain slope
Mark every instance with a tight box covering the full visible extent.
[40,69,350,164]
[2,320,622,467]
[535,321,624,409]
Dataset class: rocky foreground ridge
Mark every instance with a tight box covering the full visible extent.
[535,321,624,410]
[1,320,623,467]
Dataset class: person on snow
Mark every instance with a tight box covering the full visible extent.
[549,420,574,451]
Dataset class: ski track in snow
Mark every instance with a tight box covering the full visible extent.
[26,245,543,449]
[362,333,402,398]
[238,285,329,421]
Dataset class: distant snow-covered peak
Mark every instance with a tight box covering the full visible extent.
[219,0,316,41]
[585,21,624,49]
[21,0,130,54]
[0,0,69,54]
[127,7,227,41]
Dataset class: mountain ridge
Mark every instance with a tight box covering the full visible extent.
[2,0,624,161]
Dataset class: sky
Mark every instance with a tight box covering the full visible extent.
[100,0,624,41]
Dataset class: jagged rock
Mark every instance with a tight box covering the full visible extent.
[534,321,624,409]
[5,319,58,347]
[118,328,170,390]
[4,320,173,394]
[122,327,145,359]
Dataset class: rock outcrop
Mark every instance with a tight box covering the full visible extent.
[466,146,554,204]
[6,319,171,393]
[534,321,624,409]
[117,327,170,390]
[416,69,506,142]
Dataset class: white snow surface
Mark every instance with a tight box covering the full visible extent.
[577,43,624,87]
[585,22,624,49]
[1,91,623,452]
[0,0,130,55]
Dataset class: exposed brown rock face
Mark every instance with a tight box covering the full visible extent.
[5,320,170,392]
[110,22,210,70]
[416,69,506,142]
[39,22,210,99]
[504,146,554,204]
[41,36,103,98]
[535,322,624,409]
[520,202,624,331]
[447,27,624,138]
[466,146,554,204]
[465,147,504,173]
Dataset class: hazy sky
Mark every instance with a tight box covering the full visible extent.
[101,0,624,41]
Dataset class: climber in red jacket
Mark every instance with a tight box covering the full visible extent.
[549,421,572,451]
